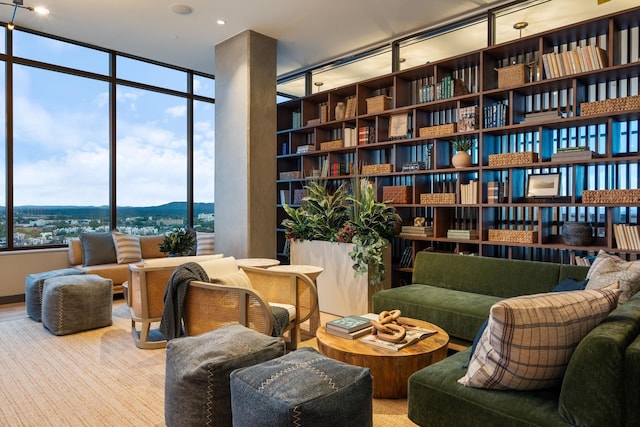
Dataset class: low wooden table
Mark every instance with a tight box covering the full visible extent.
[236,258,281,268]
[316,318,449,398]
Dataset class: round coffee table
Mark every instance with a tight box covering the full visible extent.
[236,258,281,268]
[316,317,449,398]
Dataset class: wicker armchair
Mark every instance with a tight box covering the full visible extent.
[184,259,319,350]
[182,281,275,337]
[127,254,223,349]
[241,265,319,349]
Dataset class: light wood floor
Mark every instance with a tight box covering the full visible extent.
[0,302,27,322]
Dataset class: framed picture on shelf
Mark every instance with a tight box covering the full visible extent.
[389,113,408,138]
[526,173,560,198]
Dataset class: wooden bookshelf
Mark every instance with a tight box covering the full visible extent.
[276,6,640,274]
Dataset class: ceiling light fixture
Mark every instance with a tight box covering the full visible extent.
[513,21,528,38]
[216,19,226,25]
[1,0,49,31]
[170,4,193,15]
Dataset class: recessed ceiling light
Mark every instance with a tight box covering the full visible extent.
[217,19,226,25]
[170,4,193,15]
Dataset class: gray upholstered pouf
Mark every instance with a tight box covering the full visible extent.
[25,268,82,322]
[230,347,373,427]
[41,274,113,336]
[165,324,286,427]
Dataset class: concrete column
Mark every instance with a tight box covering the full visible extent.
[214,30,276,258]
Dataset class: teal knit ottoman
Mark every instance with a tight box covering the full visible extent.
[230,347,373,427]
[25,268,82,322]
[41,274,113,336]
[165,324,286,427]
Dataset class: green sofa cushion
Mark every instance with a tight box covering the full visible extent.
[372,284,501,342]
[408,350,569,427]
[411,252,563,298]
[625,335,640,426]
[558,292,640,426]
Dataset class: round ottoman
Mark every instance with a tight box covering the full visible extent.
[41,274,113,336]
[165,323,286,427]
[230,347,373,427]
[25,268,82,322]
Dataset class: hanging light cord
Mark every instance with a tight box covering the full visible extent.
[9,2,17,22]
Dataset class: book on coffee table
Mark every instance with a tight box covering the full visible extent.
[360,324,437,351]
[325,325,374,340]
[326,315,372,333]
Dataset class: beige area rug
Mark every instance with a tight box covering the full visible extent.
[0,301,417,427]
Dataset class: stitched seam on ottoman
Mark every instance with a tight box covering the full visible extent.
[293,405,302,427]
[57,289,65,333]
[206,363,214,427]
[258,357,338,392]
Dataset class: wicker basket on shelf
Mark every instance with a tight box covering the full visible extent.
[418,123,456,138]
[582,189,640,204]
[320,139,344,150]
[488,152,538,166]
[382,186,411,204]
[488,229,538,244]
[361,163,393,175]
[420,193,456,205]
[496,63,530,88]
[581,95,640,117]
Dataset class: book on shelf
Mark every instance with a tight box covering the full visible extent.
[326,315,372,333]
[401,225,434,236]
[447,229,479,240]
[398,246,413,268]
[460,180,478,205]
[297,144,316,153]
[614,224,640,250]
[326,325,374,340]
[523,110,564,123]
[360,324,437,351]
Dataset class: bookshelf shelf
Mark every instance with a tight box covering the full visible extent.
[275,6,640,271]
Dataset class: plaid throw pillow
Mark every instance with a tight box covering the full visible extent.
[586,250,640,305]
[458,286,621,390]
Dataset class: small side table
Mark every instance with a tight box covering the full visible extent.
[236,258,281,269]
[267,264,323,337]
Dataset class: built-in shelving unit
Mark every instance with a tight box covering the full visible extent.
[276,6,640,281]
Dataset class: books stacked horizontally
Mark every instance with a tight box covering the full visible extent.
[613,224,640,250]
[447,229,479,240]
[551,146,594,162]
[360,324,437,351]
[296,144,316,154]
[487,181,505,204]
[401,225,434,237]
[325,315,373,340]
[523,109,565,123]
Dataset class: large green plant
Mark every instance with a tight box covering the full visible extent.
[282,180,401,286]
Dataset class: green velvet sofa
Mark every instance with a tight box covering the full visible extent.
[373,252,589,348]
[372,252,640,426]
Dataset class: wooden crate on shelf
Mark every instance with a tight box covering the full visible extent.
[488,151,538,166]
[418,123,456,138]
[581,95,640,117]
[279,171,302,180]
[420,193,456,205]
[365,95,392,114]
[488,229,538,244]
[582,189,640,204]
[361,163,393,175]
[382,186,412,204]
[496,63,529,89]
[320,139,344,150]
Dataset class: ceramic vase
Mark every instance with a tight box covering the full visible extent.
[451,151,472,168]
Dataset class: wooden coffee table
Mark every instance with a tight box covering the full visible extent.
[316,318,449,398]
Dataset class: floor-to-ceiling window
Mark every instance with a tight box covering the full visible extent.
[1,27,215,249]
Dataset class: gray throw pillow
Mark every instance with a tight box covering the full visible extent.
[80,232,117,266]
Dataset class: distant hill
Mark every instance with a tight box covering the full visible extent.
[7,202,214,218]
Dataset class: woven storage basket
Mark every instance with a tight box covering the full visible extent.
[361,163,393,175]
[582,189,640,204]
[488,229,538,244]
[279,171,302,180]
[488,151,538,166]
[418,123,456,138]
[420,193,456,205]
[320,139,344,150]
[496,63,529,89]
[581,95,640,117]
[382,186,411,204]
[365,95,392,114]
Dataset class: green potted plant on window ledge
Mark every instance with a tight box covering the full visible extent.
[159,227,196,256]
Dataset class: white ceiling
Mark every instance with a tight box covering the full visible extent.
[2,0,515,77]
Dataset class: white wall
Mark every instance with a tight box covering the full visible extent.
[0,249,69,301]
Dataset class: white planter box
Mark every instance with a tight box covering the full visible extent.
[290,240,391,317]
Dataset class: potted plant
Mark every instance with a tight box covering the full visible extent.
[282,180,401,315]
[450,136,474,168]
[159,227,196,256]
